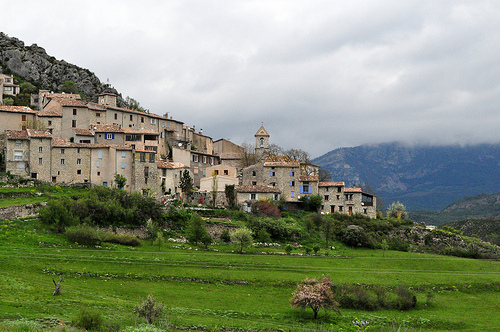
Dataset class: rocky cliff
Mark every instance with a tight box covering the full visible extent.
[0,32,125,105]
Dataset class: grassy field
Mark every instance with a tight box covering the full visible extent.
[0,185,90,208]
[0,217,499,331]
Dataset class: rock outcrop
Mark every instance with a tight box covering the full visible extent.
[0,32,125,106]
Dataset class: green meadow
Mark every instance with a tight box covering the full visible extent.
[0,217,499,331]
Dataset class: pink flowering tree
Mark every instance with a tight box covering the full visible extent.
[290,277,341,319]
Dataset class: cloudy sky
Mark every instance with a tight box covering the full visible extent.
[2,1,500,157]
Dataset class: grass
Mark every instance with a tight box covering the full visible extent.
[0,217,499,331]
[0,186,89,207]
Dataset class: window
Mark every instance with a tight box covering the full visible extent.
[114,113,118,120]
[38,146,43,153]
[290,171,295,176]
[77,158,81,165]
[103,182,108,187]
[4,86,12,91]
[289,181,295,187]
[224,170,229,175]
[149,153,155,163]
[22,114,26,121]
[250,193,257,200]
[77,148,81,153]
[210,157,214,165]
[15,140,22,146]
[274,194,279,200]
[300,185,311,194]
[194,167,199,175]
[14,150,23,161]
[270,171,275,177]
[130,115,133,121]
[162,169,166,177]
[77,169,82,174]
[48,120,52,126]
[337,187,341,193]
[97,171,100,176]
[260,138,264,147]
[60,159,65,165]
[202,156,207,163]
[339,206,343,212]
[96,160,100,168]
[121,162,125,169]
[140,153,146,162]
[193,155,199,162]
[324,195,329,201]
[252,181,257,185]
[98,150,103,159]
[61,149,65,154]
[96,113,100,117]
[141,117,144,123]
[161,121,165,127]
[151,118,156,124]
[122,151,126,158]
[72,120,76,127]
[73,109,77,115]
[38,158,42,164]
[252,171,256,176]
[106,133,113,139]
[144,166,149,177]
[291,191,295,198]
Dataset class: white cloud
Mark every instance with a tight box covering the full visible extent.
[2,0,500,157]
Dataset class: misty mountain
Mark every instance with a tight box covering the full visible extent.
[312,143,500,210]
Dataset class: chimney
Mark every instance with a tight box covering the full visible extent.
[200,129,203,135]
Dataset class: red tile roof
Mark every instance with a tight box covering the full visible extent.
[37,108,62,117]
[236,185,281,193]
[0,106,36,113]
[26,129,52,138]
[5,130,29,139]
[91,124,123,133]
[319,181,345,187]
[73,128,95,136]
[157,161,187,169]
[344,187,363,193]
[51,97,87,107]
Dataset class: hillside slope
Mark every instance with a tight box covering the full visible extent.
[312,143,500,210]
[0,32,124,105]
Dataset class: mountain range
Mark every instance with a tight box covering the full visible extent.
[312,143,500,211]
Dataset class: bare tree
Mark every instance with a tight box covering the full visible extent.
[318,169,332,182]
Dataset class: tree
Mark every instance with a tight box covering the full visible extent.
[185,215,210,245]
[322,216,335,248]
[134,294,164,325]
[240,142,258,167]
[284,148,310,162]
[60,80,78,94]
[20,82,37,94]
[318,169,332,182]
[299,195,322,212]
[387,201,408,220]
[125,96,148,113]
[179,170,193,195]
[153,231,165,251]
[290,277,341,319]
[225,184,236,208]
[211,170,218,208]
[230,227,253,254]
[114,173,127,189]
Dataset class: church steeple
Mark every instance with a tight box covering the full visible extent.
[255,123,270,157]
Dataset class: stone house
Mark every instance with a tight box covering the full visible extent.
[236,185,281,211]
[0,106,36,133]
[199,164,239,193]
[0,74,20,96]
[157,161,188,195]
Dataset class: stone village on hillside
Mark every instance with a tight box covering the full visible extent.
[0,90,376,217]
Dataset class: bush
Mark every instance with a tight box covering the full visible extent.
[134,294,164,325]
[73,308,104,331]
[104,233,141,246]
[340,225,374,248]
[220,229,231,243]
[253,200,281,218]
[39,197,76,232]
[65,224,103,246]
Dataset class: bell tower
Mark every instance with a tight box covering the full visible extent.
[255,124,270,158]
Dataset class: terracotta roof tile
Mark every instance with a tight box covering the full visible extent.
[344,187,363,193]
[37,108,62,117]
[5,130,29,139]
[236,185,281,193]
[90,124,123,133]
[319,181,345,187]
[0,106,36,113]
[157,161,187,169]
[50,97,87,107]
[73,128,95,136]
[40,92,81,100]
[26,129,52,138]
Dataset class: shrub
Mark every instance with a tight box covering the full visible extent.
[65,224,102,246]
[73,308,104,331]
[285,244,293,254]
[341,225,374,248]
[253,200,281,218]
[395,286,417,310]
[185,214,210,245]
[220,229,231,243]
[104,233,141,247]
[39,197,76,232]
[134,294,164,325]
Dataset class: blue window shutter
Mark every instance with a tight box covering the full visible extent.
[289,171,292,176]
[104,134,107,140]
[289,181,292,186]
[300,185,304,194]
[112,133,115,139]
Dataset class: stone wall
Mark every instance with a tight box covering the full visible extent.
[0,202,46,220]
